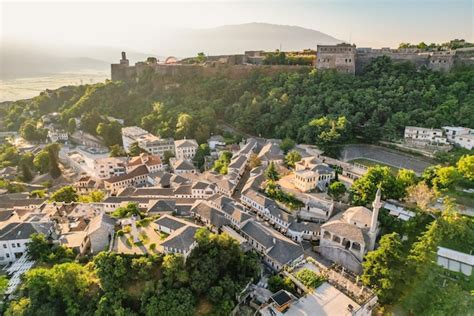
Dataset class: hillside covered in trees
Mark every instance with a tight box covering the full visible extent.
[2,57,473,149]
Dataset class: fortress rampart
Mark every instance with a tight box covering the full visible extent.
[111,45,474,81]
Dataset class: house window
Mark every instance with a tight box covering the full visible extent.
[2,244,6,249]
[6,254,10,258]
[12,244,15,248]
[17,243,20,247]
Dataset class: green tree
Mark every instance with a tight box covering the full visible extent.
[351,166,403,205]
[19,159,34,182]
[176,113,194,138]
[295,268,325,289]
[264,162,280,181]
[33,150,50,173]
[67,118,77,134]
[196,52,207,63]
[163,150,175,165]
[456,155,474,181]
[193,144,210,170]
[280,138,295,154]
[97,120,123,147]
[0,275,8,296]
[433,166,459,192]
[396,169,418,194]
[47,144,61,178]
[6,263,99,316]
[285,150,301,168]
[361,232,404,304]
[129,142,146,156]
[212,151,232,175]
[109,144,126,157]
[143,288,195,316]
[50,185,78,203]
[112,202,141,218]
[79,190,105,203]
[328,181,346,200]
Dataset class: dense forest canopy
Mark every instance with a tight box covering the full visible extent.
[1,57,473,148]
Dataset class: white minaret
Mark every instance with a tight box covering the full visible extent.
[368,185,382,250]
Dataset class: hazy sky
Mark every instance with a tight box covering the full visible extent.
[1,0,473,53]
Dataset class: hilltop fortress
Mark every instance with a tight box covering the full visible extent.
[111,44,474,81]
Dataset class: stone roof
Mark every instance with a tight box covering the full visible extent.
[131,187,174,197]
[173,159,196,171]
[288,221,321,233]
[267,236,304,266]
[161,225,198,251]
[191,201,230,228]
[154,214,188,231]
[208,135,225,142]
[321,221,369,245]
[0,222,53,241]
[105,165,148,184]
[241,221,274,248]
[87,213,115,235]
[228,155,247,169]
[174,185,192,195]
[342,206,372,227]
[257,142,284,161]
[174,139,198,148]
[148,200,176,213]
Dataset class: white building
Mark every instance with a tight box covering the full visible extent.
[93,157,127,179]
[208,135,226,149]
[404,126,447,144]
[294,157,334,192]
[319,187,382,274]
[0,222,53,264]
[442,126,471,142]
[452,133,474,150]
[174,139,199,160]
[121,126,174,158]
[437,247,473,276]
[47,129,69,143]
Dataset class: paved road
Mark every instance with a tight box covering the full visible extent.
[340,144,435,174]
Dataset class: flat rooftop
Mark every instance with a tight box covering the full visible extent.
[260,282,360,316]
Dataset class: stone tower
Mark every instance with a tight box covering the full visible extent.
[368,185,382,250]
[120,52,129,66]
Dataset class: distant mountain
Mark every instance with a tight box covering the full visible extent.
[1,23,342,79]
[159,23,343,57]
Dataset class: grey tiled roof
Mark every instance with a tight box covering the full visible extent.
[241,221,274,249]
[321,221,370,245]
[0,222,53,241]
[267,239,304,266]
[154,215,187,231]
[191,201,230,228]
[161,226,198,251]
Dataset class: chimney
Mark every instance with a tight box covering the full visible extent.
[121,51,126,60]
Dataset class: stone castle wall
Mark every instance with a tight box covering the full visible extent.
[111,47,474,81]
[111,62,311,82]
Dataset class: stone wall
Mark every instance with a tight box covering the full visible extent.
[112,62,311,82]
[355,52,429,73]
[319,245,363,274]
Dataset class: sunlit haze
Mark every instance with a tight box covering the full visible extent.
[2,0,472,53]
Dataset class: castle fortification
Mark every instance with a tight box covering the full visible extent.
[111,45,474,81]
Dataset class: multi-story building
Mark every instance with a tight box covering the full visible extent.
[93,157,127,179]
[174,139,199,160]
[442,126,473,149]
[121,126,174,158]
[0,222,54,264]
[294,157,334,192]
[47,129,69,143]
[316,43,356,74]
[404,126,447,144]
